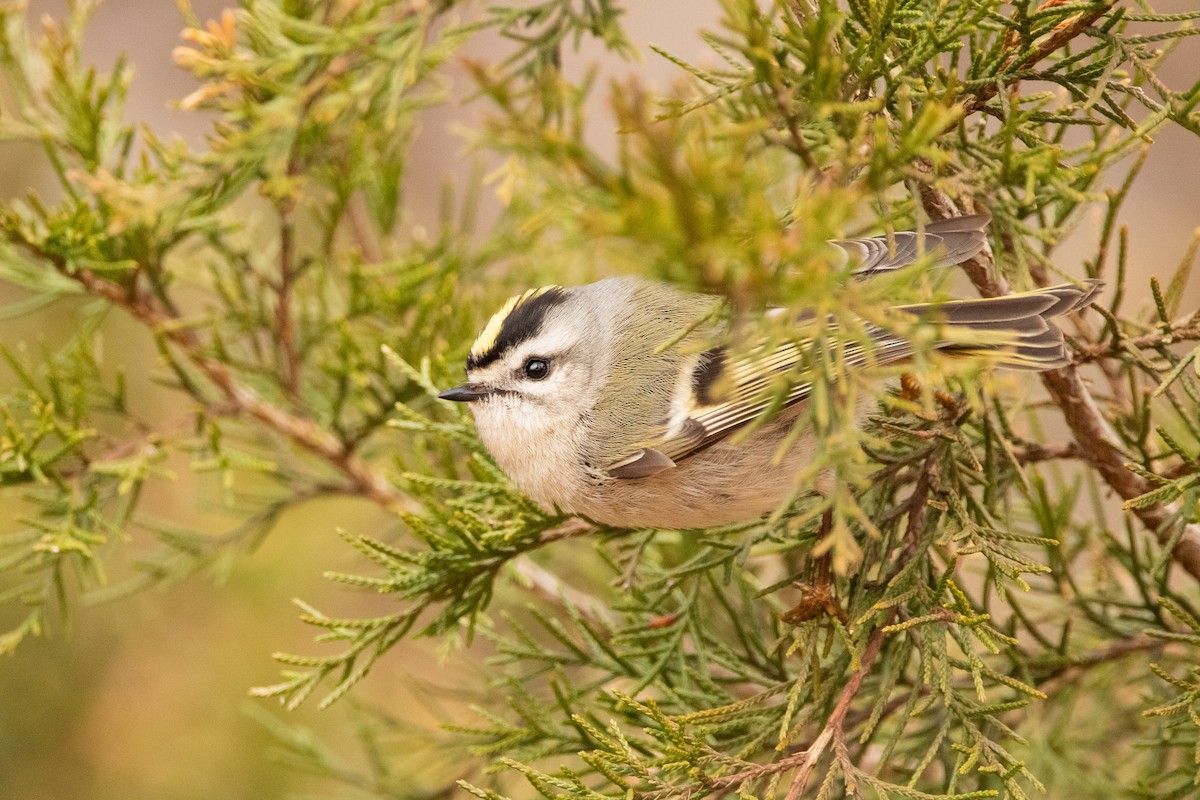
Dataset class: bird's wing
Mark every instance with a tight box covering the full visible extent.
[606,278,1102,478]
[606,215,993,479]
[606,330,910,478]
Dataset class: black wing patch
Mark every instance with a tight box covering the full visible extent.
[691,346,727,405]
[659,335,909,464]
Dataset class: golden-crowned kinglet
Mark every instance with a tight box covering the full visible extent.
[440,216,1100,529]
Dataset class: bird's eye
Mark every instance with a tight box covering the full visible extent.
[523,358,550,380]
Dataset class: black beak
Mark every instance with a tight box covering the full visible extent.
[437,383,492,403]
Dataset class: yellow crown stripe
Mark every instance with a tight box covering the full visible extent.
[470,285,563,358]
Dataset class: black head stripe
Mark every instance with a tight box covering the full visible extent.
[467,287,568,371]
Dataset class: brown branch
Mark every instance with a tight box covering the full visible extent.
[538,517,595,544]
[919,183,1011,297]
[641,749,803,800]
[785,0,817,22]
[511,556,611,626]
[734,618,1166,796]
[959,2,1116,120]
[784,626,887,800]
[783,460,934,798]
[270,53,361,399]
[1163,462,1199,481]
[656,457,938,799]
[771,83,819,172]
[639,624,890,800]
[65,265,417,513]
[13,232,601,550]
[920,188,1200,583]
[1012,442,1085,464]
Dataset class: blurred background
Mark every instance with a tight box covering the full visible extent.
[0,2,1196,798]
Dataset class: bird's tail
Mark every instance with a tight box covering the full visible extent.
[898,280,1102,370]
[835,214,992,277]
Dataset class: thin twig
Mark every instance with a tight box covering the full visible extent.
[346,190,385,264]
[57,262,418,513]
[511,556,611,626]
[958,2,1116,121]
[638,619,888,800]
[1012,442,1085,464]
[11,232,598,550]
[772,83,819,172]
[538,517,595,544]
[783,458,935,798]
[276,197,301,398]
[647,463,933,800]
[270,54,360,399]
[1074,324,1200,363]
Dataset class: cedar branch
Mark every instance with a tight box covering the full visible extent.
[959,1,1116,120]
[783,626,886,800]
[782,458,935,798]
[15,236,597,545]
[638,624,890,799]
[919,187,1200,583]
[56,262,417,513]
[1074,324,1200,362]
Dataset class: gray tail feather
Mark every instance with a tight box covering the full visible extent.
[900,279,1102,370]
[836,214,992,277]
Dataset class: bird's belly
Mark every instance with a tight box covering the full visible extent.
[570,415,823,529]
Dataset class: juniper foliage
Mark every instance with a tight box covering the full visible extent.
[1,1,1200,798]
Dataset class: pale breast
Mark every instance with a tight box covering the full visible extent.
[472,399,592,513]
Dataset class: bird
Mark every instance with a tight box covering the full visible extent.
[439,216,1100,529]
